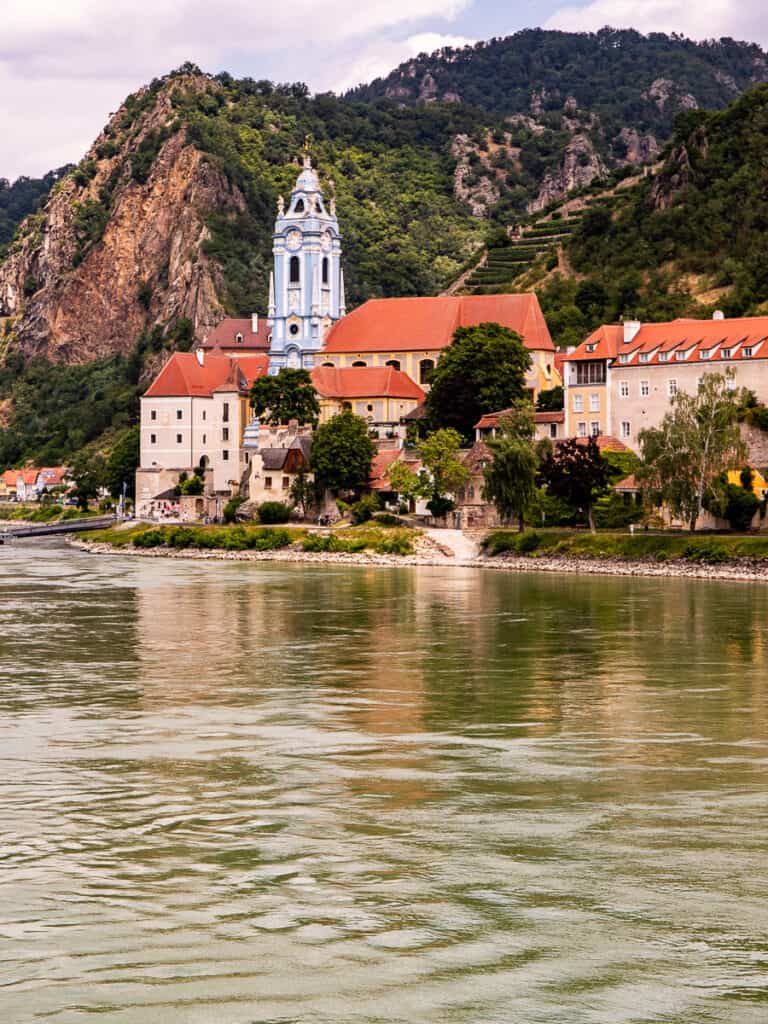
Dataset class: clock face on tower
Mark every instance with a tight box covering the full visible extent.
[321,231,332,252]
[286,229,301,251]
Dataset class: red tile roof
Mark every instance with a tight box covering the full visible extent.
[311,365,425,401]
[18,469,38,484]
[2,470,17,488]
[369,449,422,490]
[614,474,640,491]
[144,352,267,399]
[475,408,564,430]
[570,435,629,452]
[322,294,554,353]
[566,315,768,367]
[203,317,270,351]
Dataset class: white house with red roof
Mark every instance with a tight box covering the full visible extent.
[136,349,269,515]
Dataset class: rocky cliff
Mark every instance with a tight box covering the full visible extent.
[0,74,240,364]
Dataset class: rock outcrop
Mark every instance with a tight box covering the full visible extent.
[616,127,660,166]
[527,134,606,213]
[642,77,698,113]
[0,74,241,364]
[451,135,500,218]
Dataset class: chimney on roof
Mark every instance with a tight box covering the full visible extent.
[623,319,641,344]
[251,313,259,333]
[195,347,205,367]
[713,310,725,321]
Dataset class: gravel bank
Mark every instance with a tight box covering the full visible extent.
[69,537,768,582]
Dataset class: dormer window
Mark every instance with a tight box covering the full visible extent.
[639,352,649,363]
[721,348,731,359]
[744,347,753,357]
[619,353,629,364]
[659,352,669,362]
[586,343,597,353]
[235,332,243,344]
[675,350,687,361]
[701,349,711,359]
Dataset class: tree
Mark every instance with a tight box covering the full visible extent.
[105,426,140,500]
[70,452,107,511]
[416,428,469,518]
[536,385,563,412]
[538,436,609,533]
[482,404,540,531]
[387,460,422,507]
[638,372,747,531]
[250,368,320,428]
[310,411,376,494]
[289,467,315,518]
[425,322,532,442]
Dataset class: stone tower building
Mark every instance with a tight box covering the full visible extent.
[267,155,345,374]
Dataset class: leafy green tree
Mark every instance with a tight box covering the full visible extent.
[536,385,563,412]
[105,426,139,500]
[288,467,316,518]
[310,411,376,494]
[387,460,422,506]
[416,428,469,517]
[638,372,746,531]
[70,452,107,511]
[482,405,540,531]
[250,368,320,428]
[425,323,531,442]
[538,436,609,534]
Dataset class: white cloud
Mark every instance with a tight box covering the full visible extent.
[330,32,476,94]
[545,0,768,45]
[0,0,472,179]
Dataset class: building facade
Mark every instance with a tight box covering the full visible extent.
[267,156,344,375]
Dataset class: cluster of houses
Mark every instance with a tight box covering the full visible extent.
[128,155,768,528]
[0,466,69,502]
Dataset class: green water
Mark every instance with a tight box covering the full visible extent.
[1,542,768,1022]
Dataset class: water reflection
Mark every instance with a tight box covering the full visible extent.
[1,542,768,1022]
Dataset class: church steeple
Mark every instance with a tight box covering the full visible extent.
[266,153,344,374]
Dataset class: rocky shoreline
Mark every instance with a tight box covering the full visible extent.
[69,537,768,582]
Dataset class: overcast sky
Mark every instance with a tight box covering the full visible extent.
[2,0,767,181]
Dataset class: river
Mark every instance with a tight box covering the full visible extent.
[2,541,767,1022]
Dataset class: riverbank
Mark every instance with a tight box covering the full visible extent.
[70,531,768,582]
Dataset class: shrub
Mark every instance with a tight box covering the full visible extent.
[257,500,290,524]
[223,495,245,523]
[482,530,541,555]
[351,493,381,524]
[377,533,414,555]
[372,512,403,527]
[682,542,730,564]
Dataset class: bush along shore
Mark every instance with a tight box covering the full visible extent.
[72,522,437,566]
[478,529,768,581]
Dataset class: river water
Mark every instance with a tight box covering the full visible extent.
[1,541,768,1023]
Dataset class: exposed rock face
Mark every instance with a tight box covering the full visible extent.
[616,127,660,166]
[643,77,698,113]
[0,75,242,364]
[451,135,500,218]
[527,134,606,213]
[650,140,699,210]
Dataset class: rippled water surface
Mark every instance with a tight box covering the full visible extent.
[2,542,768,1022]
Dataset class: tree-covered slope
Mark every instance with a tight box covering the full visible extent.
[0,167,71,255]
[530,84,768,346]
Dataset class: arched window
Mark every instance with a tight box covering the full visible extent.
[294,198,305,213]
[352,360,367,367]
[322,257,329,285]
[419,358,434,385]
[289,256,300,284]
[235,332,243,344]
[385,359,401,371]
[321,361,335,367]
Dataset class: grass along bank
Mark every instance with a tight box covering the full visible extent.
[0,503,93,524]
[482,530,768,564]
[82,522,420,557]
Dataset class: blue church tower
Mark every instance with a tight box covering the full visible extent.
[267,155,345,374]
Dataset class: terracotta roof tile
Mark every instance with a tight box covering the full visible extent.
[144,352,267,399]
[311,365,425,400]
[203,318,270,351]
[322,293,554,353]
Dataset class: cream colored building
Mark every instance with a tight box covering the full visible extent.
[136,349,268,515]
[565,314,768,453]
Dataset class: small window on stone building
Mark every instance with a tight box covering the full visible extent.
[264,476,272,489]
[367,404,374,412]
[222,428,229,442]
[176,409,182,420]
[150,409,157,421]
[202,434,206,444]
[578,421,587,437]
[223,449,229,461]
[223,402,229,422]
[619,381,629,398]
[352,360,367,367]
[590,421,600,436]
[282,476,289,490]
[176,434,182,444]
[385,359,401,371]
[150,434,157,444]
[621,421,631,439]
[290,256,300,284]
[640,380,649,397]
[322,361,335,367]
[322,257,329,285]
[202,410,207,421]
[549,423,557,438]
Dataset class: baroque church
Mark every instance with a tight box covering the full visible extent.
[266,155,345,374]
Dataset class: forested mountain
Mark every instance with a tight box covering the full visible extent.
[530,84,768,347]
[2,29,768,466]
[0,167,71,253]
